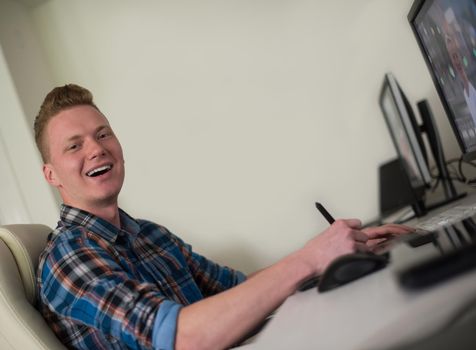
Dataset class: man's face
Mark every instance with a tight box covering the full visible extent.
[43,105,125,211]
[446,34,465,77]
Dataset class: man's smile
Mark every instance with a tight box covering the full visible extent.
[86,164,113,177]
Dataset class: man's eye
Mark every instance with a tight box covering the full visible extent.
[98,132,110,139]
[67,144,78,151]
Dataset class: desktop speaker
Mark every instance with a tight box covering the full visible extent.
[379,157,426,218]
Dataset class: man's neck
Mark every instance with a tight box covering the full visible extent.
[90,205,121,228]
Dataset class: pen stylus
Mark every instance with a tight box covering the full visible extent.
[315,202,335,224]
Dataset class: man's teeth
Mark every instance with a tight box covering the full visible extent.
[86,165,112,177]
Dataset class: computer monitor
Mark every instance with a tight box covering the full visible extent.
[379,73,432,199]
[409,0,476,161]
[379,73,434,216]
[379,73,465,217]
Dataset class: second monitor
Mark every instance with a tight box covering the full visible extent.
[379,72,464,218]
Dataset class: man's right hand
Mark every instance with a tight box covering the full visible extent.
[298,218,370,276]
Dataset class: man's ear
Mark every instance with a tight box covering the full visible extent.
[43,163,60,187]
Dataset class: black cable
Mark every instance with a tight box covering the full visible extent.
[445,155,476,184]
[428,155,476,184]
[425,155,476,187]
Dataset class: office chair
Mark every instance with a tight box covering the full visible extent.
[0,224,66,349]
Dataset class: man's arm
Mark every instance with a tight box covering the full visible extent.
[175,218,369,350]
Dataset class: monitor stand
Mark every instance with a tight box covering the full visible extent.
[413,99,466,217]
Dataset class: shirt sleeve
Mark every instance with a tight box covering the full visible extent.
[39,230,178,350]
[188,248,247,296]
[164,229,247,297]
[152,300,181,350]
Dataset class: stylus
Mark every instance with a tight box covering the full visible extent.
[315,202,335,225]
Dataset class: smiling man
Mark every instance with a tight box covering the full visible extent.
[41,104,125,227]
[35,84,413,350]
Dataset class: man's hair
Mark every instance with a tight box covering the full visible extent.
[34,84,100,162]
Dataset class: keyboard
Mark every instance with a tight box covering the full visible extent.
[415,205,476,232]
[391,205,476,290]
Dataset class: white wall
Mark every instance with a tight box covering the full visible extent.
[0,0,54,130]
[0,0,61,226]
[1,0,462,272]
[0,44,58,226]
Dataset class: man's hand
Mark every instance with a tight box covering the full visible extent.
[362,224,415,253]
[299,221,415,275]
[299,219,370,275]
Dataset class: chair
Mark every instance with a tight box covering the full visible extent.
[0,224,66,350]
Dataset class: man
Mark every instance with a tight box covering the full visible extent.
[443,20,476,127]
[35,84,412,350]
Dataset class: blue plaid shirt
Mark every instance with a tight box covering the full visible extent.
[37,205,246,350]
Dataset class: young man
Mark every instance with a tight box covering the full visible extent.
[35,84,412,350]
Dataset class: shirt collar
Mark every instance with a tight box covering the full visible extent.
[59,204,141,242]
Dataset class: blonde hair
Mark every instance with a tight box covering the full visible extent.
[34,84,100,162]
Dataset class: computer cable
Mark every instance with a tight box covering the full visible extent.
[443,155,476,185]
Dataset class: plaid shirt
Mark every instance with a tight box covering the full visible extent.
[37,205,246,350]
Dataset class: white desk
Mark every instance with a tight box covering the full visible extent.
[242,194,476,350]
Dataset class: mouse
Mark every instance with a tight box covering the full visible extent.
[318,252,389,292]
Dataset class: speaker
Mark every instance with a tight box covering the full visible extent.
[379,157,426,218]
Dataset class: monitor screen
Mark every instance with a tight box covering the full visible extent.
[379,73,432,192]
[409,0,476,160]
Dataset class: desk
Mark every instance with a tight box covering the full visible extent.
[241,194,476,349]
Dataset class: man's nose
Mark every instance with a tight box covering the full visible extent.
[87,139,106,159]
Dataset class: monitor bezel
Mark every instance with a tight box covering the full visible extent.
[379,73,433,191]
[408,0,476,161]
